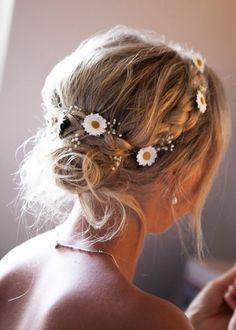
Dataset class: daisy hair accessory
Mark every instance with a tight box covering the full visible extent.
[82,113,107,136]
[56,106,123,139]
[191,51,208,114]
[196,89,207,114]
[136,135,175,167]
[136,146,157,167]
[192,52,205,73]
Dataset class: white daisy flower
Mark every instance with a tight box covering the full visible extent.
[192,52,205,73]
[82,113,107,136]
[196,90,207,113]
[136,146,157,166]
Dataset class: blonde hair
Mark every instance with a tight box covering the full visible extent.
[17,25,231,253]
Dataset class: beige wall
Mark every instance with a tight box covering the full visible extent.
[0,0,235,302]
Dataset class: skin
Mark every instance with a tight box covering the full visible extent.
[0,163,235,329]
[186,267,236,330]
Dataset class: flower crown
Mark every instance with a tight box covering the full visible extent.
[47,52,207,170]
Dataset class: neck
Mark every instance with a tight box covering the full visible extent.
[58,200,146,282]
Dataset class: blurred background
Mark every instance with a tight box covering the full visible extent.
[0,0,235,308]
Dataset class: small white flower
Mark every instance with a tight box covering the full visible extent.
[82,113,107,136]
[136,146,157,166]
[196,90,207,113]
[192,52,205,73]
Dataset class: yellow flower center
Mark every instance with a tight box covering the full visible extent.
[200,96,205,105]
[143,151,151,160]
[91,120,100,129]
[197,58,202,67]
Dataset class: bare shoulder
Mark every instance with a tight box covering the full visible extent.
[0,241,29,284]
[0,231,193,330]
[0,229,54,290]
[134,291,194,330]
[41,279,193,330]
[0,229,67,307]
[0,229,62,329]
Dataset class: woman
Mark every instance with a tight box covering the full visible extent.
[0,25,235,329]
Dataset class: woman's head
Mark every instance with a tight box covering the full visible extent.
[18,25,231,252]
